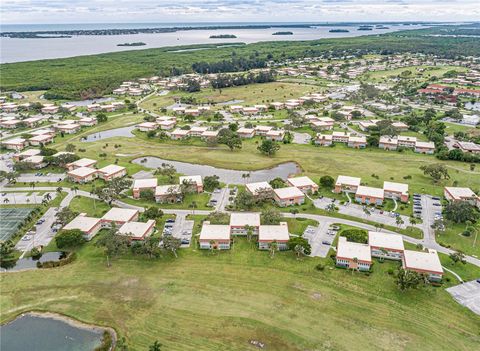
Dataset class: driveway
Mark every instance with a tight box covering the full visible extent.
[447,280,480,316]
[170,213,195,248]
[302,223,336,258]
[420,194,442,247]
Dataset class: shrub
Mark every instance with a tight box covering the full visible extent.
[387,268,394,275]
[315,263,325,271]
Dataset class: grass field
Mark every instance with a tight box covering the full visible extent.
[361,65,468,83]
[1,236,479,351]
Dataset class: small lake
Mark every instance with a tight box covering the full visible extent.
[465,102,480,112]
[133,156,300,183]
[1,251,66,272]
[81,126,136,142]
[0,314,104,351]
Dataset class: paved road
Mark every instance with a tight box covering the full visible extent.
[301,222,335,257]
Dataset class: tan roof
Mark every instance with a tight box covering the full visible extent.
[445,187,477,200]
[17,149,41,157]
[133,178,157,189]
[246,181,273,195]
[29,134,53,142]
[67,166,97,178]
[64,214,101,232]
[237,127,255,134]
[69,158,97,168]
[102,208,139,222]
[368,231,404,251]
[337,237,372,262]
[273,186,305,199]
[118,220,155,239]
[258,222,289,241]
[336,175,361,187]
[403,249,443,274]
[179,175,202,186]
[230,212,260,227]
[200,221,231,241]
[415,141,435,149]
[383,181,409,195]
[98,164,126,176]
[287,176,317,188]
[155,184,181,196]
[355,186,384,199]
[22,155,44,164]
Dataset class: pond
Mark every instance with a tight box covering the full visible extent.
[132,156,301,183]
[81,126,136,142]
[0,313,105,351]
[0,251,67,272]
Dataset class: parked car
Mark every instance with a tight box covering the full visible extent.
[322,241,331,245]
[432,196,441,200]
[181,239,190,245]
[330,225,340,230]
[433,203,441,207]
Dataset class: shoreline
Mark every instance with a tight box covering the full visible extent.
[1,311,117,350]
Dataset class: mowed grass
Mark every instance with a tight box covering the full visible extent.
[140,82,317,112]
[1,238,479,351]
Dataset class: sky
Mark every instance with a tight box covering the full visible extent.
[1,0,479,25]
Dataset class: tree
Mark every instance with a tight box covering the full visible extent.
[65,143,76,153]
[444,201,479,223]
[245,224,254,242]
[294,244,305,258]
[96,225,129,266]
[234,191,255,210]
[325,203,337,213]
[154,163,176,182]
[257,139,280,156]
[449,250,466,265]
[261,208,282,225]
[319,175,334,189]
[56,207,77,225]
[341,229,368,243]
[269,240,278,259]
[149,340,162,351]
[0,240,15,263]
[288,237,311,256]
[162,235,181,258]
[269,177,286,189]
[96,113,108,123]
[217,128,242,151]
[396,268,422,291]
[142,236,162,259]
[396,216,404,228]
[139,188,155,201]
[203,175,220,192]
[420,164,449,183]
[55,229,86,249]
[143,206,164,220]
[189,201,197,215]
[290,208,299,217]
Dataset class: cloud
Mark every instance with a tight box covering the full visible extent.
[1,0,479,24]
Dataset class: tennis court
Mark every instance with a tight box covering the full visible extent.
[0,208,35,241]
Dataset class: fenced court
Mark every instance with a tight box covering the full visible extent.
[0,208,35,241]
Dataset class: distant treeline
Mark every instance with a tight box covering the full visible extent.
[1,26,479,100]
[211,71,275,89]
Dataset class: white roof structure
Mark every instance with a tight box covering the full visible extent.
[287,176,317,188]
[368,231,405,251]
[348,136,366,143]
[30,129,55,136]
[155,184,181,196]
[403,249,443,274]
[64,214,101,232]
[69,158,97,168]
[230,212,261,227]
[274,186,305,199]
[237,127,255,134]
[336,175,361,187]
[398,135,417,143]
[67,167,97,178]
[190,126,208,133]
[23,155,44,164]
[3,137,25,145]
[98,164,125,176]
[17,149,41,157]
[255,125,273,132]
[383,181,409,195]
[102,208,139,222]
[445,187,478,200]
[356,186,384,199]
[199,221,231,241]
[258,222,289,241]
[246,181,273,195]
[171,129,190,136]
[379,136,398,144]
[415,141,435,149]
[337,237,372,262]
[118,220,155,239]
[179,175,202,186]
[133,178,157,189]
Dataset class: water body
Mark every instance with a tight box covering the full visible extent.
[0,314,104,351]
[66,97,115,106]
[0,252,66,272]
[133,156,300,183]
[81,126,135,142]
[1,24,425,63]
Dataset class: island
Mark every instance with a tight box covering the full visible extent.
[272,31,293,35]
[117,42,146,47]
[329,29,350,33]
[357,26,373,31]
[209,34,237,39]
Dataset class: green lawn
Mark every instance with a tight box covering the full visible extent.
[69,196,111,218]
[1,236,479,351]
[436,221,480,257]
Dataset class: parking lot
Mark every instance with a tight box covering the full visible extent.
[1,191,57,205]
[447,280,480,316]
[162,214,194,248]
[15,207,59,252]
[17,173,66,183]
[303,223,339,258]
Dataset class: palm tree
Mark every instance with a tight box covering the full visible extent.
[269,240,278,259]
[352,257,358,275]
[189,201,197,215]
[396,216,404,228]
[294,244,305,259]
[73,186,79,194]
[3,198,9,204]
[290,208,299,217]
[30,181,35,190]
[56,186,63,194]
[44,193,52,202]
[245,224,253,242]
[209,240,216,255]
